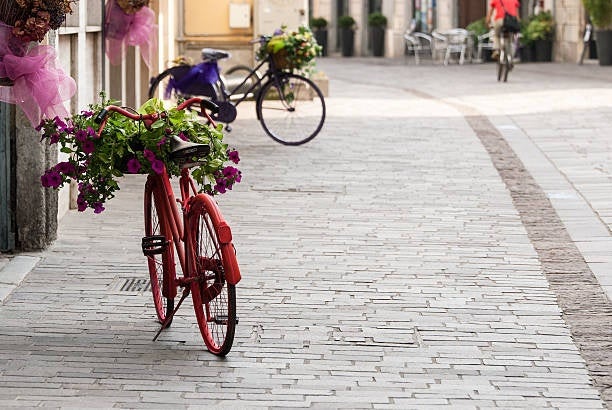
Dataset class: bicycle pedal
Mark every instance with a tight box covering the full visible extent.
[141,235,169,256]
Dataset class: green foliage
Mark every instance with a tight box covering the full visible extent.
[466,18,489,37]
[310,17,328,29]
[256,25,322,75]
[37,93,241,213]
[583,0,612,28]
[338,15,356,29]
[521,11,555,44]
[367,12,387,27]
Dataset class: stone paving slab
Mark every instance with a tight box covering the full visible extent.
[0,59,610,408]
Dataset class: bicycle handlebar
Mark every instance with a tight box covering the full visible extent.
[94,97,219,136]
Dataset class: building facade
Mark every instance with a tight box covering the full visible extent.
[310,0,587,62]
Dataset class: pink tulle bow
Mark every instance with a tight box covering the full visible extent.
[105,0,157,69]
[0,24,76,126]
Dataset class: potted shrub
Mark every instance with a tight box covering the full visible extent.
[519,16,536,62]
[525,12,555,61]
[582,0,612,65]
[368,12,387,57]
[310,17,328,56]
[338,15,356,57]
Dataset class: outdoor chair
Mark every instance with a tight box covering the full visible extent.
[431,31,450,63]
[404,31,434,64]
[442,28,472,65]
[476,31,495,62]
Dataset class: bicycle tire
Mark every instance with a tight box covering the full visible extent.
[144,178,175,324]
[187,194,237,356]
[224,65,262,101]
[256,73,326,146]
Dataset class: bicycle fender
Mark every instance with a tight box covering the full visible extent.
[216,221,241,284]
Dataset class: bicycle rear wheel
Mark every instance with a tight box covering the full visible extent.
[256,73,326,146]
[144,178,175,324]
[187,194,237,356]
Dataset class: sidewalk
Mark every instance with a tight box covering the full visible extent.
[0,59,611,408]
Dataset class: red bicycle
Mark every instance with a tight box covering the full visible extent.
[95,97,241,356]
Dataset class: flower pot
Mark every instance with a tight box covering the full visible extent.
[371,26,385,57]
[519,44,535,62]
[534,39,552,62]
[595,29,612,66]
[314,29,328,57]
[340,28,354,57]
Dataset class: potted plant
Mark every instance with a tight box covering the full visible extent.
[338,15,356,57]
[37,94,242,213]
[519,17,536,62]
[582,0,612,65]
[522,12,555,62]
[310,17,328,56]
[368,12,387,57]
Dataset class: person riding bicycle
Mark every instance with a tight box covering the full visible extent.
[485,0,520,60]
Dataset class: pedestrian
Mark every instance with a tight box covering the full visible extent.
[485,0,520,59]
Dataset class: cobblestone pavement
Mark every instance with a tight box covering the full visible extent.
[1,59,611,408]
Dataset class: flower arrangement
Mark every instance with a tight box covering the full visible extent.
[0,0,77,125]
[37,94,242,213]
[0,0,76,43]
[256,25,322,74]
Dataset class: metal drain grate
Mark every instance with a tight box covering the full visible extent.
[108,277,152,293]
[121,278,151,292]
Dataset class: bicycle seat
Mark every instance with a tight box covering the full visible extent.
[169,135,210,168]
[201,48,231,62]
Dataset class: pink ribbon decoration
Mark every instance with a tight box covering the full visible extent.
[105,0,157,69]
[0,23,76,126]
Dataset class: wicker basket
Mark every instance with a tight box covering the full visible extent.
[271,48,293,70]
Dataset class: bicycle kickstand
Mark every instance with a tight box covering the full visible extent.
[152,287,191,341]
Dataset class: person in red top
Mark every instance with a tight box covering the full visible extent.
[485,0,520,58]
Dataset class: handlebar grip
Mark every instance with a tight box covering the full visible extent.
[200,100,219,114]
[94,109,109,124]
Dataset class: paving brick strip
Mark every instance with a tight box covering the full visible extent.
[405,81,612,403]
[464,112,612,403]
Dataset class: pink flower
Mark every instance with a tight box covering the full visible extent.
[55,162,75,175]
[179,132,188,141]
[126,158,141,173]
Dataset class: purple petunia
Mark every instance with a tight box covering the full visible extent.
[151,159,165,174]
[93,202,105,214]
[75,129,88,142]
[178,132,188,141]
[49,133,60,144]
[81,140,95,154]
[55,161,75,175]
[143,149,156,161]
[228,149,240,164]
[76,194,88,212]
[41,170,62,188]
[214,179,227,194]
[126,158,142,173]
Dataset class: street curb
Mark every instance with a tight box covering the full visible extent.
[0,255,40,303]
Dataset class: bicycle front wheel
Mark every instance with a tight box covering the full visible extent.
[187,194,237,356]
[256,73,326,146]
[144,178,175,324]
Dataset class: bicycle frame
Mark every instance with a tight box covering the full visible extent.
[148,167,197,300]
[215,56,280,107]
